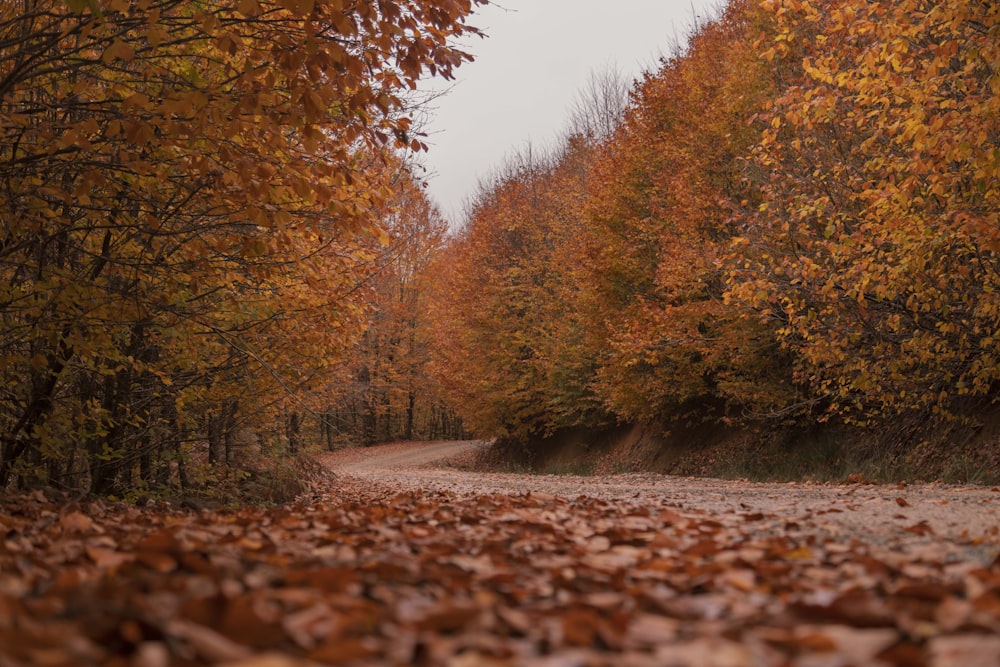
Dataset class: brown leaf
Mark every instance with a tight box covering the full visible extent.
[904,521,936,537]
[652,638,754,666]
[131,641,169,667]
[284,567,357,594]
[722,568,757,592]
[447,554,496,575]
[136,551,177,574]
[495,606,532,636]
[166,619,252,662]
[894,581,954,602]
[85,545,134,571]
[136,528,182,553]
[581,545,643,572]
[625,614,680,649]
[281,603,336,650]
[794,631,838,651]
[560,608,602,647]
[657,508,687,526]
[418,604,479,633]
[927,634,1000,667]
[793,591,895,627]
[684,539,720,558]
[60,511,95,533]
[308,638,376,664]
[817,626,899,662]
[220,594,287,648]
[936,596,974,632]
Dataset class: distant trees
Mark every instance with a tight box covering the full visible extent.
[0,0,483,493]
[326,172,466,446]
[428,142,610,441]
[427,0,1000,447]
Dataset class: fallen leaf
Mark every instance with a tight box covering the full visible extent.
[927,634,1000,667]
[60,511,95,533]
[166,619,252,662]
[904,521,936,537]
[625,614,680,649]
[86,545,134,570]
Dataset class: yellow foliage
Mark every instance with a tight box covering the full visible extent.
[0,0,484,492]
[729,0,1000,420]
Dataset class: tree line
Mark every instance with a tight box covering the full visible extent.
[426,0,1000,448]
[0,0,480,496]
[4,0,995,496]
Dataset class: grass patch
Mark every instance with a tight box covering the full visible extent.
[540,459,596,476]
[705,429,907,483]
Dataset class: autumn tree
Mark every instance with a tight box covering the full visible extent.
[428,150,565,441]
[327,167,464,446]
[428,1,807,446]
[427,111,624,442]
[572,0,800,425]
[566,64,630,144]
[0,0,483,494]
[728,0,1000,422]
[422,0,999,462]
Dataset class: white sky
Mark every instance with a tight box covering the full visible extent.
[417,0,723,225]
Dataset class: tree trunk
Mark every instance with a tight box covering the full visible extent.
[207,414,222,465]
[323,412,335,451]
[405,390,416,441]
[287,412,300,454]
[223,401,238,466]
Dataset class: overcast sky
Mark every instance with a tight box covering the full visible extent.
[416,0,723,225]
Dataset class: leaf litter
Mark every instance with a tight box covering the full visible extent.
[2,450,1000,667]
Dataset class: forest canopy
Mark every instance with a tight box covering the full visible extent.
[2,0,997,497]
[0,0,483,495]
[427,0,1000,445]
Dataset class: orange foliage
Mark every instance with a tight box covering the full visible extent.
[433,0,1000,446]
[427,140,614,440]
[428,1,800,439]
[0,0,483,492]
[326,170,465,446]
[581,0,798,423]
[729,0,1000,420]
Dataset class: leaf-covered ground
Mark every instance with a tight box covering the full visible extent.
[2,443,999,667]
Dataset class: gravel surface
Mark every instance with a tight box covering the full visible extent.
[320,440,1000,567]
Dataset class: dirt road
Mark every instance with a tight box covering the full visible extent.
[321,439,1000,565]
[306,441,1000,665]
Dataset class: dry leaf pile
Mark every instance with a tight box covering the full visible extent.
[2,477,999,667]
